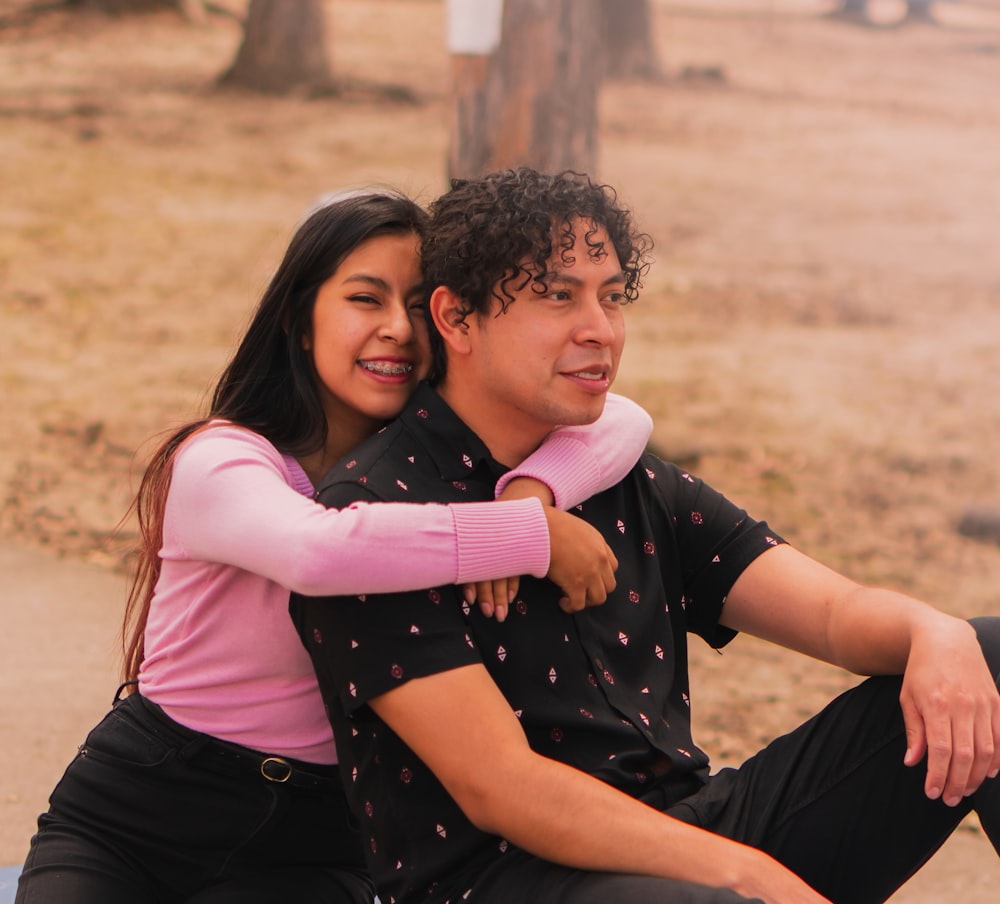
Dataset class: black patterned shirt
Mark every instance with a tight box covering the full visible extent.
[290,384,784,904]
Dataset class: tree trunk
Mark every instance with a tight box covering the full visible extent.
[62,0,201,13]
[448,0,603,181]
[601,0,661,81]
[219,0,333,95]
[904,0,937,23]
[837,0,869,18]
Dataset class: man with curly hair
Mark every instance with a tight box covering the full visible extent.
[292,168,1000,904]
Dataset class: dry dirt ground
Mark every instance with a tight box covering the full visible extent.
[2,0,1000,898]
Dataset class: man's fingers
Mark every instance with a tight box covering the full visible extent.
[915,699,954,802]
[990,711,1000,779]
[899,694,927,769]
[965,709,997,796]
[941,712,975,807]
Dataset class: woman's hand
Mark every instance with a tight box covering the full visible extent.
[543,507,617,613]
[462,477,556,621]
[463,476,617,620]
[462,577,519,622]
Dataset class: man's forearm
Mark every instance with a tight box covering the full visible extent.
[370,664,828,903]
[472,743,819,900]
[724,544,1000,806]
[724,543,972,676]
[825,584,957,676]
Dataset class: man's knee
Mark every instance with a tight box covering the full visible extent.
[970,616,1000,679]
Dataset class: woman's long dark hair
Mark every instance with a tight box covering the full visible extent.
[121,190,428,683]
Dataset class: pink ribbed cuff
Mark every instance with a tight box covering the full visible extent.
[450,497,550,581]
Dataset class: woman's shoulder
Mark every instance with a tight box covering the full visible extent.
[173,421,287,475]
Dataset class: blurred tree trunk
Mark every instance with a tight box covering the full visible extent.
[836,0,868,18]
[220,0,333,94]
[904,0,936,23]
[449,0,603,181]
[62,0,205,15]
[601,0,661,81]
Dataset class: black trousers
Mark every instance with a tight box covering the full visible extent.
[16,693,373,904]
[466,617,1000,904]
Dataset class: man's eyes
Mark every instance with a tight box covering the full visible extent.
[539,287,628,304]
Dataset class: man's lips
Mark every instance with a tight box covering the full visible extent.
[565,369,608,381]
[561,365,613,391]
[561,363,611,381]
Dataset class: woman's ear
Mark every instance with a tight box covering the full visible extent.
[428,286,473,357]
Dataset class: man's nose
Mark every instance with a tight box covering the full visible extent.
[575,295,616,346]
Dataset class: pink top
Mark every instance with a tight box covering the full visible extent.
[139,393,652,762]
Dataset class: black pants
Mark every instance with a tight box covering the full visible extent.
[16,693,373,904]
[466,617,1000,904]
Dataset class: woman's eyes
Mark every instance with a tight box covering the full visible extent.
[347,294,425,312]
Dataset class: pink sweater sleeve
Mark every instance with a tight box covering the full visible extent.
[164,426,550,595]
[494,393,653,509]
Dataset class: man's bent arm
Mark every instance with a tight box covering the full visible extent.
[369,663,830,904]
[723,543,1000,807]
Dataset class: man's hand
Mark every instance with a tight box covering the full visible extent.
[900,617,1000,806]
[723,545,1000,807]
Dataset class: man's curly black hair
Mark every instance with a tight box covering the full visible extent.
[422,168,653,382]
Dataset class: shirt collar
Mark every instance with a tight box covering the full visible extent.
[399,383,506,482]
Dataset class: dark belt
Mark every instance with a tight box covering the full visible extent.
[118,687,341,793]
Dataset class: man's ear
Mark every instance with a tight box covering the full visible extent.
[429,286,473,357]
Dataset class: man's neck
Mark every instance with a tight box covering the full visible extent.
[435,381,548,469]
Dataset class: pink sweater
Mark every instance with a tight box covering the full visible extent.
[139,394,652,762]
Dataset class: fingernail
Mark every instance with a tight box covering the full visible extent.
[508,589,516,603]
[928,786,941,799]
[481,602,493,617]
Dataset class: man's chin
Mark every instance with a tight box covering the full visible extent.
[552,396,608,427]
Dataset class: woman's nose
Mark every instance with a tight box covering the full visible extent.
[379,300,415,343]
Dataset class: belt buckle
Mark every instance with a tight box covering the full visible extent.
[260,756,293,783]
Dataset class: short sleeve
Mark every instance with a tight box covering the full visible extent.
[642,456,785,647]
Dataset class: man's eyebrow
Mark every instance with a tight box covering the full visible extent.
[545,271,627,287]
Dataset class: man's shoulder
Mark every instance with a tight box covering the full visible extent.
[623,451,700,500]
[315,419,419,505]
